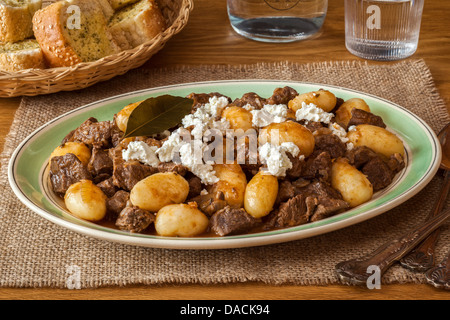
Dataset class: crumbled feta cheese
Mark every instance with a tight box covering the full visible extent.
[347,142,354,151]
[295,102,333,124]
[179,142,219,185]
[242,103,255,111]
[181,113,199,128]
[122,141,160,167]
[157,96,230,184]
[181,96,230,138]
[251,104,288,127]
[258,142,302,177]
[210,118,231,131]
[156,128,186,163]
[348,125,357,132]
[328,122,357,151]
[156,128,220,185]
[280,142,301,158]
[204,96,229,118]
[329,123,349,144]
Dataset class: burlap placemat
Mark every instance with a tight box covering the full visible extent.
[1,60,449,288]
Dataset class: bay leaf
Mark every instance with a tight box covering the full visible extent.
[124,95,193,138]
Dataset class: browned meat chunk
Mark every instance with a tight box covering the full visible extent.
[235,137,262,176]
[145,138,162,148]
[292,178,311,189]
[266,86,298,105]
[275,180,297,205]
[347,146,405,191]
[187,92,231,113]
[289,180,350,222]
[232,92,266,109]
[265,194,314,229]
[301,180,344,200]
[332,97,345,113]
[387,153,406,174]
[302,151,332,181]
[191,191,228,216]
[96,177,117,197]
[157,162,187,176]
[61,129,75,145]
[72,117,113,148]
[50,153,92,195]
[210,206,259,236]
[361,157,394,191]
[115,206,155,233]
[314,133,346,159]
[310,197,349,222]
[348,109,386,129]
[112,161,157,191]
[92,173,111,184]
[88,148,113,176]
[106,190,130,220]
[298,120,324,133]
[286,153,304,179]
[345,146,378,169]
[187,175,203,199]
[110,122,124,147]
[109,144,125,167]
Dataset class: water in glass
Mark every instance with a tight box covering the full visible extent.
[227,0,328,43]
[345,0,424,61]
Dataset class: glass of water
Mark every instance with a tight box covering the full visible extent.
[227,0,328,43]
[345,0,424,61]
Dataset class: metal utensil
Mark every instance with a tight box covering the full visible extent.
[400,123,450,272]
[335,207,450,286]
[425,249,450,290]
[335,124,450,286]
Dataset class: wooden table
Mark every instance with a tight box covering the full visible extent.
[1,0,449,300]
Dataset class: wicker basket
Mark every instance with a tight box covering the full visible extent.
[0,0,193,98]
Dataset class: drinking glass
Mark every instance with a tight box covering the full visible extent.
[227,0,328,43]
[345,0,424,61]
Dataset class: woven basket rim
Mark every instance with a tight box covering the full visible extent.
[0,0,194,96]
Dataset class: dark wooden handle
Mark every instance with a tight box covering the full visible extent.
[400,170,450,272]
[335,207,450,286]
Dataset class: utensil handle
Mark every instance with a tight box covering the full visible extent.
[400,170,450,272]
[425,250,450,290]
[335,207,450,286]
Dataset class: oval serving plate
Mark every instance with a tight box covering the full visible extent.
[8,80,441,250]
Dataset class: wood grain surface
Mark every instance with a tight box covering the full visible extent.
[1,0,449,300]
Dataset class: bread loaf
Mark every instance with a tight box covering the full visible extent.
[0,39,45,71]
[32,0,121,67]
[109,0,166,50]
[0,0,42,42]
[107,0,139,11]
[96,0,114,20]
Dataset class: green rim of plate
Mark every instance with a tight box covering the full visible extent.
[8,80,441,249]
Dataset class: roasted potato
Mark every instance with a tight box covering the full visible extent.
[130,172,190,212]
[115,101,141,132]
[64,179,107,221]
[155,203,209,237]
[288,89,337,112]
[244,172,279,218]
[258,121,315,157]
[347,124,405,158]
[221,106,254,131]
[331,158,373,208]
[335,98,371,127]
[50,141,91,166]
[209,164,247,208]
